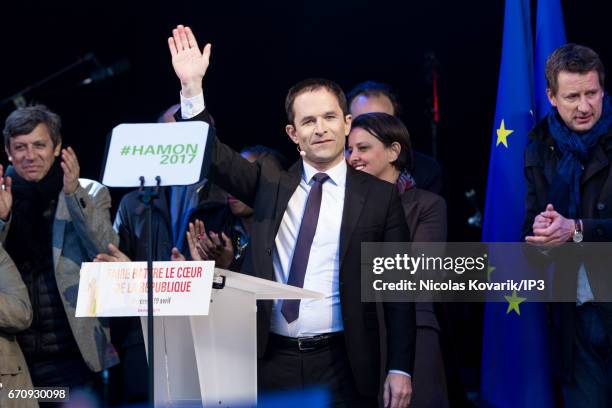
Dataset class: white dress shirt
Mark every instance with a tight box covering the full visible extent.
[270,160,346,337]
[180,91,206,118]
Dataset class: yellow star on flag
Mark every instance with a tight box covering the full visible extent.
[504,290,526,316]
[496,119,514,148]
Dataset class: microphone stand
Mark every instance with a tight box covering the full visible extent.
[0,53,97,109]
[425,52,440,160]
[138,175,161,407]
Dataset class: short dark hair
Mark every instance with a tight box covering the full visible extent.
[285,78,348,125]
[351,112,412,171]
[346,81,402,116]
[3,105,62,148]
[546,43,605,95]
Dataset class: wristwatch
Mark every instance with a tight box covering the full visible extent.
[573,219,583,243]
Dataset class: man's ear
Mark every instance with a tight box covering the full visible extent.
[5,146,11,162]
[286,124,298,144]
[53,142,62,157]
[344,114,352,135]
[388,141,401,163]
[546,88,557,107]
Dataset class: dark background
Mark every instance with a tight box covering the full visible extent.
[1,0,611,396]
[1,0,611,241]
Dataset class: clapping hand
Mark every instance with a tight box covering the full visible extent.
[0,165,12,221]
[94,243,131,262]
[61,147,80,195]
[186,220,233,268]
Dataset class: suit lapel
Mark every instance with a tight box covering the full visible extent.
[52,193,68,271]
[270,163,370,273]
[339,167,368,268]
[273,161,303,234]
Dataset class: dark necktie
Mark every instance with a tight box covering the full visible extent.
[281,172,330,323]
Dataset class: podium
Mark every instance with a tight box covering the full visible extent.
[141,268,324,407]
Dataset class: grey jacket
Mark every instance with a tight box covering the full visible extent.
[1,178,120,373]
[0,245,37,408]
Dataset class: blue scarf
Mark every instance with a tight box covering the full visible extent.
[546,95,612,218]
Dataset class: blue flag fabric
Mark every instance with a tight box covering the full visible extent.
[535,0,567,121]
[482,0,534,243]
[480,0,565,406]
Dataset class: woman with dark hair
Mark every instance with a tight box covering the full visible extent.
[348,112,449,408]
[348,113,446,243]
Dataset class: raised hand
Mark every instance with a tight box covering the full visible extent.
[168,25,211,97]
[186,220,207,261]
[61,147,80,195]
[0,165,12,221]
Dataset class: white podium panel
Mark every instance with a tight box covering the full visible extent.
[142,268,323,407]
[141,316,202,405]
[191,287,257,406]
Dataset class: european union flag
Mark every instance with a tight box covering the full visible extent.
[480,0,566,406]
[535,0,567,121]
[482,0,534,243]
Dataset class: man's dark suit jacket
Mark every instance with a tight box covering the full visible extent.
[193,111,416,396]
[523,119,612,382]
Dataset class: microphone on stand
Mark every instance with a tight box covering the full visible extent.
[0,52,102,109]
[81,59,131,85]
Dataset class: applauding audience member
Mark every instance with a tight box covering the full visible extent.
[1,105,118,398]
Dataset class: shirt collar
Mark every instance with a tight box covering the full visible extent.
[302,159,347,188]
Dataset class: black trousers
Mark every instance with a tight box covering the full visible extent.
[108,317,149,406]
[258,333,377,408]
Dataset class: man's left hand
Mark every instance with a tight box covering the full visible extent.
[61,147,80,195]
[383,372,412,408]
[525,203,574,247]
